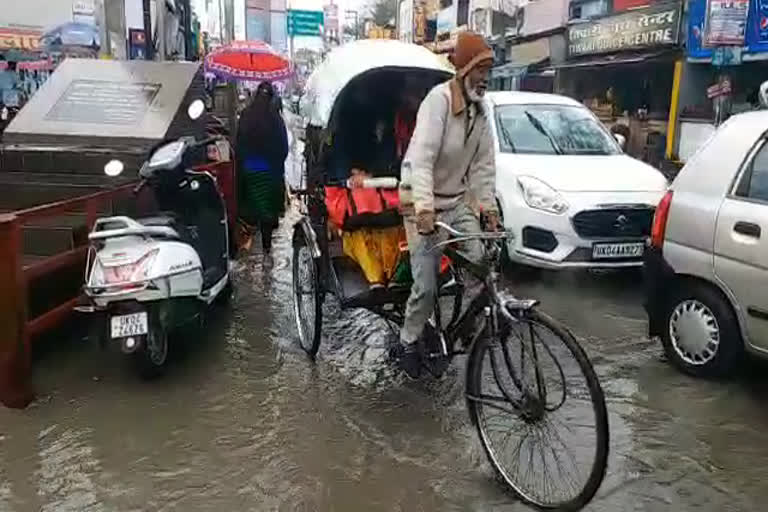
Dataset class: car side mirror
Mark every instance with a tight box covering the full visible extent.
[759,80,768,109]
[614,133,627,150]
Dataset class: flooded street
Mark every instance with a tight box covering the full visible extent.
[2,218,768,512]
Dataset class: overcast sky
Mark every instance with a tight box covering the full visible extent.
[193,0,374,50]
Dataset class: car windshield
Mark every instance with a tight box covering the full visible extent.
[494,104,621,156]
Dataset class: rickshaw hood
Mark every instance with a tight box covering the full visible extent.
[301,40,454,127]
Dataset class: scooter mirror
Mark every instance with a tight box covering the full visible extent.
[188,99,205,120]
[104,159,125,177]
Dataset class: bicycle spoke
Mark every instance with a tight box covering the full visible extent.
[470,312,608,509]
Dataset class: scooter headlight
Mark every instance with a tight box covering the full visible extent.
[90,249,159,287]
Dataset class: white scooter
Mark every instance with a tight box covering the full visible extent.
[77,100,232,377]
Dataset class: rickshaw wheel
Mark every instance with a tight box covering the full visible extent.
[292,229,322,359]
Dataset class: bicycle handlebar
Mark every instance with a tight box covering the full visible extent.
[325,177,399,190]
[434,221,510,239]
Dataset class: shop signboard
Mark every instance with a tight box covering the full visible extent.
[287,9,324,37]
[752,0,768,48]
[566,1,681,57]
[688,0,768,59]
[72,0,96,24]
[0,27,42,51]
[324,4,339,33]
[704,0,749,46]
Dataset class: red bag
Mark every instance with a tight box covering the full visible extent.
[325,186,401,231]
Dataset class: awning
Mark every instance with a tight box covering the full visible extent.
[552,49,679,69]
[491,63,528,79]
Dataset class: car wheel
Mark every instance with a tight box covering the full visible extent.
[661,283,743,378]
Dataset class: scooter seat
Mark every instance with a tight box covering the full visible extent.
[137,214,178,228]
[136,214,190,242]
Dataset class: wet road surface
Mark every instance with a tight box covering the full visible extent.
[2,218,768,511]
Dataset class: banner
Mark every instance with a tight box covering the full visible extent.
[323,4,339,33]
[688,0,768,59]
[704,0,749,45]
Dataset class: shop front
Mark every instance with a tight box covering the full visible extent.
[673,0,768,163]
[556,1,683,167]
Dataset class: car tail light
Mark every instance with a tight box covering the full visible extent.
[650,191,673,249]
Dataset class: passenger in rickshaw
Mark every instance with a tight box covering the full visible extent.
[324,78,429,289]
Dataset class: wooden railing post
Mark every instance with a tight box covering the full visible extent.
[0,214,33,409]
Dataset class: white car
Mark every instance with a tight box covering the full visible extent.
[487,91,668,269]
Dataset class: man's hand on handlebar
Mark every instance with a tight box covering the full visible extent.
[416,210,436,235]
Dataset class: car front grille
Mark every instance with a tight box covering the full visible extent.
[571,207,654,239]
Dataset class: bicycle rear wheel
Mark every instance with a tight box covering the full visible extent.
[466,308,608,510]
[292,229,322,358]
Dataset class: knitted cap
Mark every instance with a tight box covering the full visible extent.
[452,31,493,77]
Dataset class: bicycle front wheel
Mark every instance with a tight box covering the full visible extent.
[466,309,609,511]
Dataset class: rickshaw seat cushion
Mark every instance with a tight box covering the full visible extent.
[325,186,401,230]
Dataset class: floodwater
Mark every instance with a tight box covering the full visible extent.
[3,125,768,511]
[3,221,768,512]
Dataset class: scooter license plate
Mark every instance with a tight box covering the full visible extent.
[110,312,149,338]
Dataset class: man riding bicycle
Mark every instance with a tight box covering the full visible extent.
[396,31,499,378]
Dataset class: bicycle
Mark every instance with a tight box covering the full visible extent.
[292,199,610,509]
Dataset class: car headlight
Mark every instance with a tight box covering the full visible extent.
[517,176,569,215]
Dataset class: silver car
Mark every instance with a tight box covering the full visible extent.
[644,109,768,377]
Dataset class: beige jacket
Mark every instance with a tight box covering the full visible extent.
[399,79,496,215]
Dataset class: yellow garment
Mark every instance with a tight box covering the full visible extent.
[342,227,404,284]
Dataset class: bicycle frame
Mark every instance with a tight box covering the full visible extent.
[433,237,548,417]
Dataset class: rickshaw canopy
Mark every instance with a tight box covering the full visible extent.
[301,40,454,127]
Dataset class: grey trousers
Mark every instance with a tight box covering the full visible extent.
[401,202,482,345]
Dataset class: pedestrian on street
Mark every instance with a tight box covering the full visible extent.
[236,81,289,265]
[395,31,499,378]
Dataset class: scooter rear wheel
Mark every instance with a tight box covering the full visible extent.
[135,309,169,379]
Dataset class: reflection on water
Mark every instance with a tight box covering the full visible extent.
[1,219,768,511]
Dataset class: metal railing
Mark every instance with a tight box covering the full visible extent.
[0,183,135,408]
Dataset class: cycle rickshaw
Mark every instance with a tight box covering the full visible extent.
[290,40,609,511]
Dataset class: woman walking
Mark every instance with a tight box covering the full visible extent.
[236,81,289,264]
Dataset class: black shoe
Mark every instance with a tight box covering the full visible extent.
[393,343,421,380]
